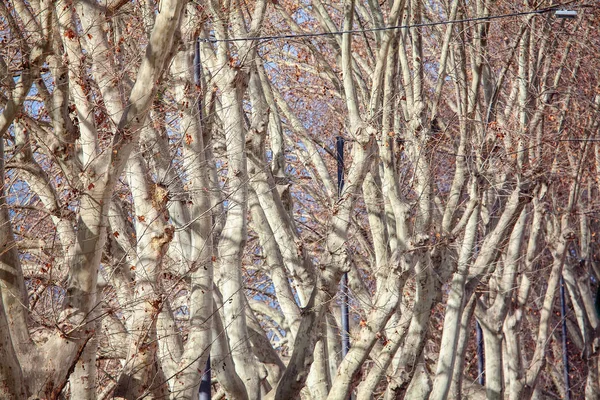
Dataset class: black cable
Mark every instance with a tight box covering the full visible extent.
[200,8,556,43]
[555,139,600,142]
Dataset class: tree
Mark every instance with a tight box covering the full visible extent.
[1,0,599,399]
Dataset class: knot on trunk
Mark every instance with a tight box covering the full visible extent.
[150,225,175,257]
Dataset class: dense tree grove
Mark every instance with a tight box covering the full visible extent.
[1,0,600,398]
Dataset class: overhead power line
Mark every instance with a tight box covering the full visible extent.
[200,8,559,43]
[556,138,600,142]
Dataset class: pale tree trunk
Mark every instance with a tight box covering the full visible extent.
[1,5,99,395]
[327,249,418,400]
[169,11,215,396]
[0,129,28,399]
[449,295,476,399]
[247,149,315,305]
[0,39,38,386]
[430,199,479,399]
[113,152,173,399]
[70,320,100,400]
[563,93,600,398]
[476,209,528,399]
[198,0,270,393]
[432,178,531,400]
[404,357,432,399]
[216,79,261,399]
[479,323,503,400]
[522,215,570,399]
[15,27,96,396]
[139,118,192,267]
[79,0,186,397]
[248,190,301,339]
[246,65,315,306]
[355,301,413,400]
[106,200,137,309]
[325,312,343,388]
[384,263,435,399]
[503,189,545,400]
[268,135,373,400]
[363,168,390,271]
[212,289,249,400]
[581,218,600,398]
[246,309,286,390]
[156,303,183,390]
[54,0,99,167]
[306,324,331,399]
[504,311,525,400]
[250,141,313,299]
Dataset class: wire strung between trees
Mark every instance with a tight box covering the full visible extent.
[200,8,558,43]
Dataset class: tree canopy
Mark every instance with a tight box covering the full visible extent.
[1,0,600,399]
